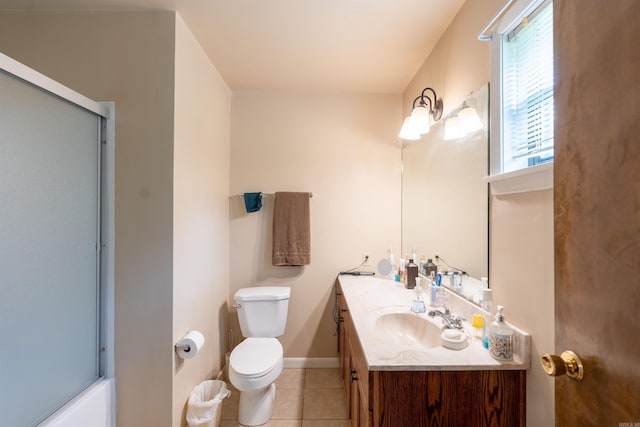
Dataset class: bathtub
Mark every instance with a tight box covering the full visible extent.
[39,378,115,427]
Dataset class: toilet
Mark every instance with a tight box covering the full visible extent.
[228,286,290,426]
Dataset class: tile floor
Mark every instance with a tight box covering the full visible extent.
[220,368,349,427]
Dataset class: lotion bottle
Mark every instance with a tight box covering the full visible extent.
[488,305,514,361]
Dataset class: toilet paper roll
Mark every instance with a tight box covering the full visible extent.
[176,330,205,359]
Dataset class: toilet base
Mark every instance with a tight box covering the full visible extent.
[238,383,276,426]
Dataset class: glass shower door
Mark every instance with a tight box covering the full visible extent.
[0,69,102,426]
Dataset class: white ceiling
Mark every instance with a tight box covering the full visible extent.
[0,0,466,93]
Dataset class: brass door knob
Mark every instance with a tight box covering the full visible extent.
[540,350,584,381]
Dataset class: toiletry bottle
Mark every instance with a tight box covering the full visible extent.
[412,247,417,268]
[419,255,427,275]
[425,258,437,277]
[481,289,494,349]
[406,259,418,289]
[488,305,514,361]
[477,277,489,305]
[399,258,406,284]
[471,314,484,340]
[454,272,463,293]
[430,272,440,306]
[411,277,426,313]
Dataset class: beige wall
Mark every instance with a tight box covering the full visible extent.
[491,190,554,427]
[0,11,231,427]
[229,92,402,357]
[0,11,176,426]
[403,2,555,426]
[173,15,231,427]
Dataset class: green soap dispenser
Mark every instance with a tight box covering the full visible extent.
[488,305,513,362]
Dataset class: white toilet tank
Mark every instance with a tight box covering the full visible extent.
[234,287,290,337]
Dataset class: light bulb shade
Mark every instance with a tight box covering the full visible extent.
[444,116,465,140]
[457,106,483,133]
[398,117,420,140]
[408,106,431,134]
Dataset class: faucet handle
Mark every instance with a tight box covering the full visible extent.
[451,314,465,329]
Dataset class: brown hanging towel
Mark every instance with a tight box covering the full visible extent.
[272,192,311,266]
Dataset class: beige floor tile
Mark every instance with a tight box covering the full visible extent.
[220,386,240,420]
[302,421,350,427]
[302,389,348,420]
[222,421,302,427]
[272,387,304,420]
[304,368,342,389]
[276,368,306,389]
[263,421,303,427]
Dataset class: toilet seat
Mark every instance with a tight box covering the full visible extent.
[229,338,283,393]
[231,338,283,378]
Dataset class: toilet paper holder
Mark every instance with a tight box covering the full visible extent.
[175,330,205,359]
[175,342,192,353]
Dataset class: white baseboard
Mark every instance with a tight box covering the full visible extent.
[283,357,340,369]
[220,356,340,379]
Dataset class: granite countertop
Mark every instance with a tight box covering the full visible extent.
[338,274,531,371]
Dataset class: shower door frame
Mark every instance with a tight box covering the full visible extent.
[0,51,115,425]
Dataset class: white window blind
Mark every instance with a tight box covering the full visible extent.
[501,1,554,173]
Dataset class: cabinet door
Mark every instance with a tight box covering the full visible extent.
[338,296,352,415]
[350,329,369,426]
[350,363,359,427]
[357,388,370,427]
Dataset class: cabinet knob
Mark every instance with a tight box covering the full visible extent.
[540,350,584,381]
[350,370,358,382]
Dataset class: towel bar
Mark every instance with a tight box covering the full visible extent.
[240,192,313,198]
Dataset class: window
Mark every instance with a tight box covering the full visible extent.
[486,0,554,193]
[502,1,554,173]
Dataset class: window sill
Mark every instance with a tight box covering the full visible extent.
[483,162,553,195]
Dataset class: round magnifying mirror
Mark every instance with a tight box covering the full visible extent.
[377,258,393,276]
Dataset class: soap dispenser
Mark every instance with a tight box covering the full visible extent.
[488,305,513,362]
[411,277,426,313]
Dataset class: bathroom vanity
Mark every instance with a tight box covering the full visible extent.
[336,275,529,427]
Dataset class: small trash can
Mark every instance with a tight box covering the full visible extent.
[186,380,231,427]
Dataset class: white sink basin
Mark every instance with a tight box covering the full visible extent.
[375,312,442,349]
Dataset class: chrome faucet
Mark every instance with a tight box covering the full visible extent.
[428,306,464,329]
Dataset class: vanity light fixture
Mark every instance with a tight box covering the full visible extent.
[398,87,444,140]
[398,117,420,140]
[457,105,483,133]
[443,115,465,140]
[443,103,483,141]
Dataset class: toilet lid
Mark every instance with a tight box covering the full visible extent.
[231,338,283,377]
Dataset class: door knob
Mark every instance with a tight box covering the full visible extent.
[540,350,584,381]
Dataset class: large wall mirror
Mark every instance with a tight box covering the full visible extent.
[401,84,489,295]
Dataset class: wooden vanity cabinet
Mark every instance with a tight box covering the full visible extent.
[337,282,526,427]
[337,285,371,427]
